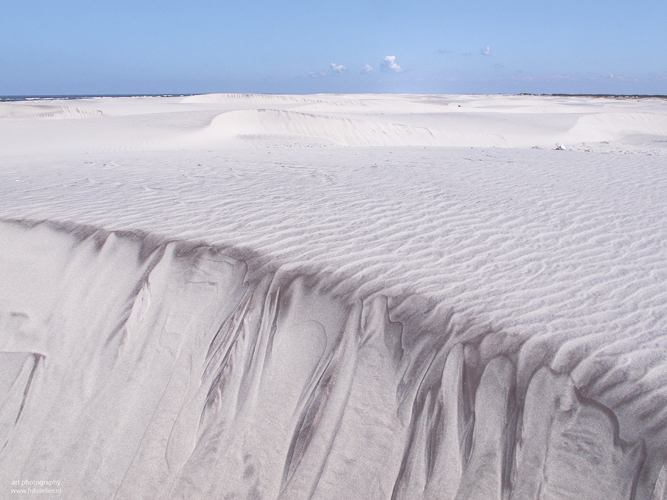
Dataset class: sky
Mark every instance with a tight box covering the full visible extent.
[1,0,665,96]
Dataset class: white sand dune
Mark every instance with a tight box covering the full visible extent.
[1,93,666,154]
[1,94,667,499]
[195,109,507,147]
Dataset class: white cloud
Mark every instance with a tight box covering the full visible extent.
[380,55,403,73]
[438,48,453,54]
[330,63,348,75]
[308,64,347,78]
[359,64,374,74]
[481,45,492,56]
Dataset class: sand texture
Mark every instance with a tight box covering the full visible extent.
[1,93,667,499]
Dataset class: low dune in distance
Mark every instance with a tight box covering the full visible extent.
[1,93,667,153]
[1,94,667,499]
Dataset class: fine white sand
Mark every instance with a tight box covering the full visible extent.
[1,93,667,499]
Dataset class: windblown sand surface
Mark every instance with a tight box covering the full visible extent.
[1,94,667,499]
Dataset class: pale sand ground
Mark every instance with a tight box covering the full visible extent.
[1,94,667,499]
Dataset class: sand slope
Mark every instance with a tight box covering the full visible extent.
[1,94,667,499]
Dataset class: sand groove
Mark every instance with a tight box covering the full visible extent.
[0,220,661,499]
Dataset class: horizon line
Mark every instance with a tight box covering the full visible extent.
[2,92,667,102]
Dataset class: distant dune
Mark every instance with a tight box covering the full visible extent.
[1,94,667,499]
[1,93,666,154]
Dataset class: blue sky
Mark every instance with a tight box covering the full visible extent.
[1,0,665,95]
